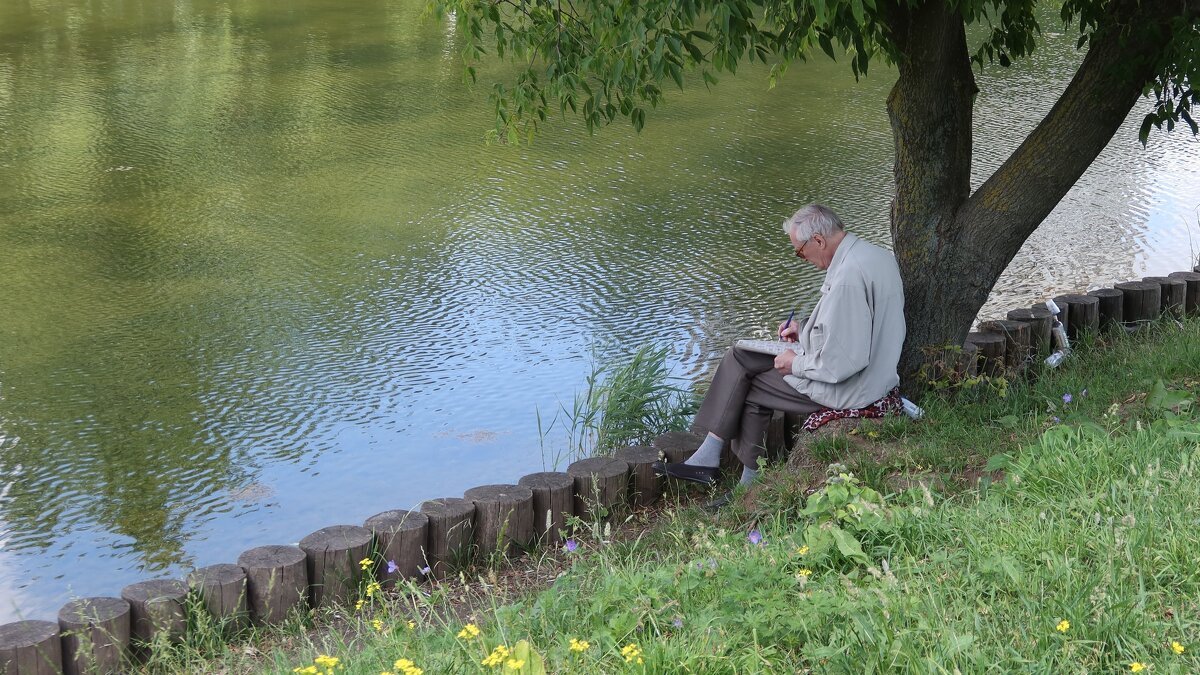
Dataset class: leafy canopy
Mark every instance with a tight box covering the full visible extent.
[430,0,1198,145]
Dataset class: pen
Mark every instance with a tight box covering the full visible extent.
[781,308,796,336]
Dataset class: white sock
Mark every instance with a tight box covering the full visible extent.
[683,432,725,468]
[739,466,759,486]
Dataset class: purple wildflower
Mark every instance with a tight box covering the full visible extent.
[564,538,578,553]
[707,558,718,569]
[419,565,431,576]
[1052,416,1061,424]
[672,618,684,628]
[1063,393,1073,404]
[387,560,399,575]
[748,530,763,546]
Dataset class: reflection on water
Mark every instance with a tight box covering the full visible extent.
[0,0,1198,621]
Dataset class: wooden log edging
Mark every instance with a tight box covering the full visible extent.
[420,498,475,578]
[10,267,1200,670]
[58,597,130,675]
[364,510,429,586]
[965,331,1005,377]
[614,445,663,507]
[187,564,248,632]
[1167,271,1200,316]
[237,545,308,625]
[566,457,630,524]
[1115,280,1161,328]
[1087,288,1124,332]
[464,485,535,558]
[518,472,575,545]
[120,579,188,651]
[0,620,62,675]
[1006,307,1053,356]
[299,525,374,609]
[980,320,1031,370]
[1052,294,1099,341]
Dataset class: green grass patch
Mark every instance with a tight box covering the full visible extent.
[146,320,1200,674]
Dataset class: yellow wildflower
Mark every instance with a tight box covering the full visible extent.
[407,620,416,630]
[482,645,511,667]
[568,638,591,653]
[294,667,318,675]
[1129,662,1146,673]
[621,643,644,664]
[796,545,809,556]
[504,658,526,671]
[381,672,395,675]
[355,599,364,612]
[798,568,813,577]
[392,659,423,675]
[359,558,373,570]
[1172,641,1186,654]
[314,655,340,669]
[365,581,382,597]
[372,619,384,632]
[1055,620,1070,633]
[457,623,482,639]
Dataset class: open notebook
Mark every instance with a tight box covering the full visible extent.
[734,339,804,356]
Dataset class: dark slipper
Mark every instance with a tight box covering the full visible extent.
[662,462,719,486]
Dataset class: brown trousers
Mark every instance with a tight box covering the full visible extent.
[693,347,823,468]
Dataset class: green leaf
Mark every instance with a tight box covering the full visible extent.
[1147,379,1194,411]
[850,0,865,25]
[830,526,869,565]
[511,640,547,674]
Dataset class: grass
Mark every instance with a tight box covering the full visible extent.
[541,343,698,467]
[137,320,1200,673]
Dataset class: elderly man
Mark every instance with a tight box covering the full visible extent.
[656,204,906,489]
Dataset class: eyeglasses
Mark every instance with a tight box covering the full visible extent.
[794,238,809,257]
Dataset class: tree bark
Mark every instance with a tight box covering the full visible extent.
[890,0,1187,391]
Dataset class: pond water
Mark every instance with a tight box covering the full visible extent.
[1,0,1198,621]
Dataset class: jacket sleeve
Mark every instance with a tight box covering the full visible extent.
[790,283,872,384]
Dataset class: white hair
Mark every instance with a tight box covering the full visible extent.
[782,204,845,241]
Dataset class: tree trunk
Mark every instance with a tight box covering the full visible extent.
[889,0,1182,392]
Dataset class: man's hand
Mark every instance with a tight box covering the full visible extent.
[774,350,797,374]
[778,320,799,342]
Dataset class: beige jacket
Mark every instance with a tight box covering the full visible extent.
[785,232,905,409]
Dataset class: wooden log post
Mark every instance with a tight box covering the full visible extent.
[298,525,374,609]
[650,431,704,464]
[1143,276,1186,318]
[961,341,980,378]
[363,510,429,586]
[120,579,187,652]
[965,331,1006,377]
[517,472,574,545]
[1052,294,1100,341]
[1167,271,1200,316]
[419,498,475,578]
[236,545,308,625]
[463,485,534,558]
[1087,288,1124,332]
[614,445,662,507]
[1006,307,1053,357]
[0,620,62,675]
[1114,281,1161,329]
[57,597,130,675]
[980,320,1031,371]
[186,564,248,633]
[566,457,630,524]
